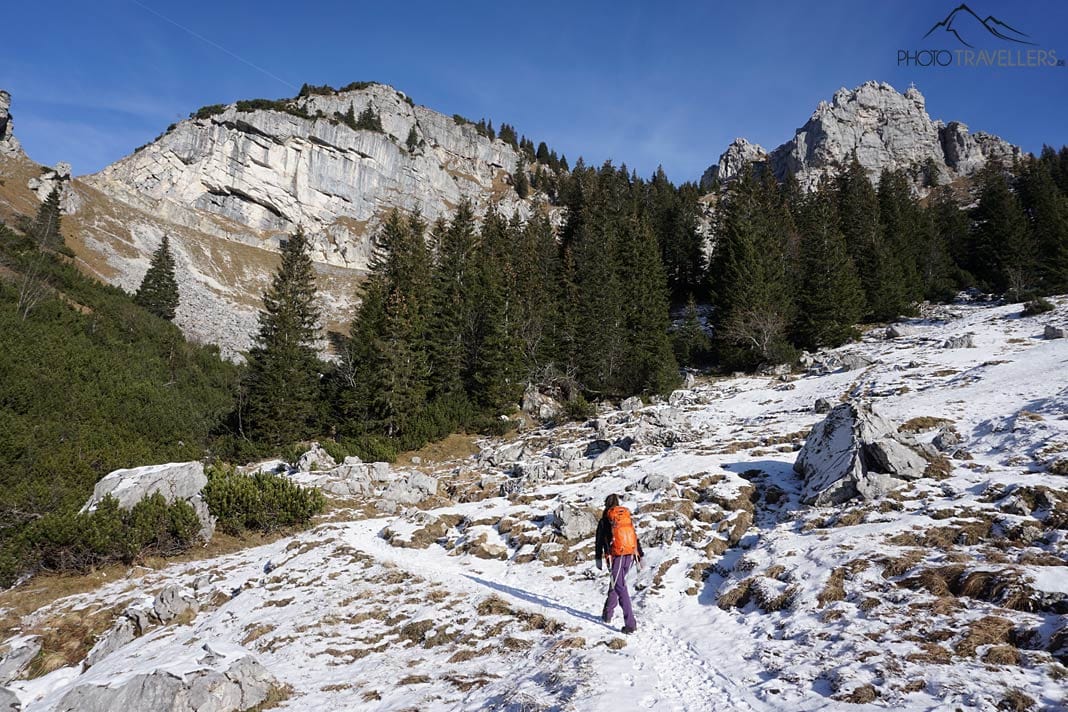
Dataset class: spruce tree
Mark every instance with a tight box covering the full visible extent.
[792,188,865,350]
[243,228,323,446]
[1017,157,1068,294]
[134,235,180,320]
[836,157,881,316]
[514,157,530,199]
[872,169,921,319]
[673,295,711,367]
[31,186,63,251]
[970,162,1035,296]
[618,215,679,394]
[427,203,480,401]
[710,167,795,367]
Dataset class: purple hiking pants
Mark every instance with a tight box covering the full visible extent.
[602,555,636,629]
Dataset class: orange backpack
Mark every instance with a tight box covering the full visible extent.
[607,506,638,556]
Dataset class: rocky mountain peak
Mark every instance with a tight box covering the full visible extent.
[702,81,1022,192]
[699,138,767,187]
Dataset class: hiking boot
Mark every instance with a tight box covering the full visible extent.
[601,614,611,624]
[621,625,636,634]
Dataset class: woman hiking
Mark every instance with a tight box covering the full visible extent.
[595,494,644,633]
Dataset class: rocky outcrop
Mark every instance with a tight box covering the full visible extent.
[81,462,215,541]
[48,642,276,712]
[794,402,929,505]
[699,138,767,189]
[703,82,1022,193]
[87,83,532,272]
[0,91,21,157]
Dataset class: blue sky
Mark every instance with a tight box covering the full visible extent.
[2,0,1065,182]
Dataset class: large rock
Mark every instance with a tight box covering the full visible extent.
[554,504,597,540]
[794,403,929,505]
[0,90,21,157]
[0,687,18,712]
[82,462,214,541]
[0,637,40,684]
[702,82,1021,194]
[295,443,337,472]
[1045,325,1067,340]
[51,643,275,712]
[522,386,563,422]
[942,334,975,349]
[592,446,627,471]
[85,618,137,669]
[381,472,438,505]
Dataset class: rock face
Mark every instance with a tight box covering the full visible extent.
[87,83,531,272]
[0,90,21,157]
[699,138,767,188]
[794,403,929,505]
[703,82,1022,193]
[81,462,215,541]
[0,637,40,684]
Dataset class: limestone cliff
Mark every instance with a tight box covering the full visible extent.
[87,83,531,270]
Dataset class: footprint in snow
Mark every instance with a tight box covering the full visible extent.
[622,672,635,687]
[640,694,657,709]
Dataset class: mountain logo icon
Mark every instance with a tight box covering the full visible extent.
[923,4,1037,48]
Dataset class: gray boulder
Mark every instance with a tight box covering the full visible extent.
[885,323,919,339]
[814,398,832,414]
[522,386,563,421]
[865,438,928,480]
[592,446,627,471]
[153,585,199,624]
[0,636,40,684]
[54,645,275,712]
[549,443,585,464]
[942,334,975,349]
[81,462,214,541]
[0,687,18,712]
[620,396,643,413]
[85,618,137,668]
[295,442,337,472]
[932,428,963,451]
[839,352,876,371]
[482,441,525,466]
[639,473,673,492]
[554,504,597,540]
[1045,325,1067,340]
[683,372,696,389]
[795,403,931,505]
[381,472,438,505]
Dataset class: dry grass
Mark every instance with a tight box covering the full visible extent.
[717,578,754,610]
[906,642,953,665]
[247,684,295,711]
[997,689,1036,712]
[955,616,1014,658]
[837,684,878,704]
[899,416,955,434]
[880,549,926,579]
[817,568,848,608]
[982,644,1021,665]
[396,433,480,467]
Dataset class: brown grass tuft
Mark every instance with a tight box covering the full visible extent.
[955,616,1014,658]
[817,568,848,608]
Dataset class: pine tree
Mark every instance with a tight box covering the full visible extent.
[243,228,323,446]
[31,186,64,251]
[836,157,881,312]
[872,169,921,319]
[356,106,383,132]
[792,188,865,350]
[134,235,180,320]
[930,187,973,288]
[405,126,420,152]
[513,211,563,379]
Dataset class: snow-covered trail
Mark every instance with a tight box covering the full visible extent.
[341,519,837,712]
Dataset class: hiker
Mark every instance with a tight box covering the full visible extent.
[595,493,644,633]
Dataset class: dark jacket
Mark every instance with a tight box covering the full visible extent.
[595,509,644,568]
